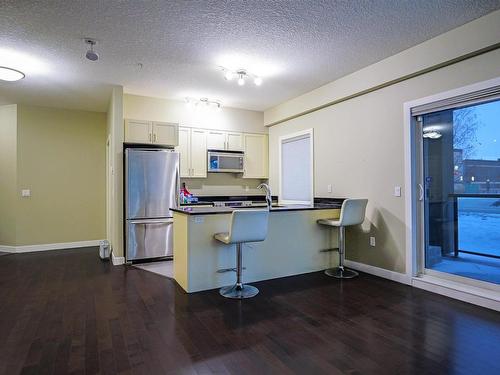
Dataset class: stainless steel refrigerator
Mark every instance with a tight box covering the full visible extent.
[125,148,179,262]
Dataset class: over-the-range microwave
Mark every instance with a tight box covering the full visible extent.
[207,150,244,173]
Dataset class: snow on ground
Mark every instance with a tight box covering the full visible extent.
[458,198,500,257]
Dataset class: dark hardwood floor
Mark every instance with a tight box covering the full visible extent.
[1,247,499,375]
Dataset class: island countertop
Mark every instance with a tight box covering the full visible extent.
[171,201,343,215]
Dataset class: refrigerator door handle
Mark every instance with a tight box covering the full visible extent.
[176,164,180,208]
[128,219,174,225]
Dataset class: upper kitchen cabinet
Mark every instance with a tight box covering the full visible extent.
[226,132,244,151]
[124,119,179,146]
[152,122,179,146]
[206,130,244,151]
[124,119,152,144]
[206,130,226,150]
[178,127,191,177]
[190,129,208,177]
[177,127,207,178]
[243,133,269,179]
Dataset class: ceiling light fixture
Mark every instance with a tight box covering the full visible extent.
[185,97,222,112]
[84,38,99,62]
[0,66,25,81]
[219,66,262,87]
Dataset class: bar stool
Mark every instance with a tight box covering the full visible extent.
[214,209,269,299]
[317,198,368,279]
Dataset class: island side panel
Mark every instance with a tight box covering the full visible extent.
[173,212,190,291]
[182,209,340,293]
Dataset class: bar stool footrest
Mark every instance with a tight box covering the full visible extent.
[319,247,339,253]
[216,267,246,273]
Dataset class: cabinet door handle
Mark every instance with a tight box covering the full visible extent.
[149,133,152,142]
[153,133,157,142]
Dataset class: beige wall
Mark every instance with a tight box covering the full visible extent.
[14,105,106,245]
[0,105,18,246]
[266,12,500,273]
[124,94,266,134]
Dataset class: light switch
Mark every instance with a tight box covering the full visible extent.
[327,184,332,193]
[394,186,401,197]
[370,236,376,247]
[21,189,31,197]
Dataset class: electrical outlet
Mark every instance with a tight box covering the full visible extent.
[369,236,376,247]
[327,184,332,193]
[21,189,31,197]
[194,216,204,224]
[394,186,401,197]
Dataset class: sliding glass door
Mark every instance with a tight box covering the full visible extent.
[418,99,500,286]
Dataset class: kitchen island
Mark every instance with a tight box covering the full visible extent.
[171,201,342,293]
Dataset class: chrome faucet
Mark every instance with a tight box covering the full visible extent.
[257,183,272,208]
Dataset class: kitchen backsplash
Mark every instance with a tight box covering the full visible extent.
[181,173,267,196]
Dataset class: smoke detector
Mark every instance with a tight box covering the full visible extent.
[84,38,99,62]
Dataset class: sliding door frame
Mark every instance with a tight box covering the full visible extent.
[404,77,500,293]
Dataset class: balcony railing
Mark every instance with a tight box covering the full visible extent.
[450,193,500,260]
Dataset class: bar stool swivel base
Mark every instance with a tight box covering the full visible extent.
[325,266,359,279]
[219,283,259,299]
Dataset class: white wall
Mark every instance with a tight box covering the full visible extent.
[106,86,124,259]
[124,94,266,134]
[0,105,17,246]
[265,11,500,273]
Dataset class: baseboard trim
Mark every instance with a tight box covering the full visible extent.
[0,245,16,253]
[112,252,125,266]
[0,240,104,253]
[344,260,411,285]
[412,275,500,312]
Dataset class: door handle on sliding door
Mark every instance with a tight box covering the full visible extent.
[417,184,424,201]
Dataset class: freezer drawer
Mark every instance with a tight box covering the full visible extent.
[126,219,173,261]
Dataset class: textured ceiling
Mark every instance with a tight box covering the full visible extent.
[1,0,499,112]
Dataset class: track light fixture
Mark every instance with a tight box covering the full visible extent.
[219,67,262,87]
[185,97,222,112]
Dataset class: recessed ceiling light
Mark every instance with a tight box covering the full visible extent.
[0,66,25,81]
